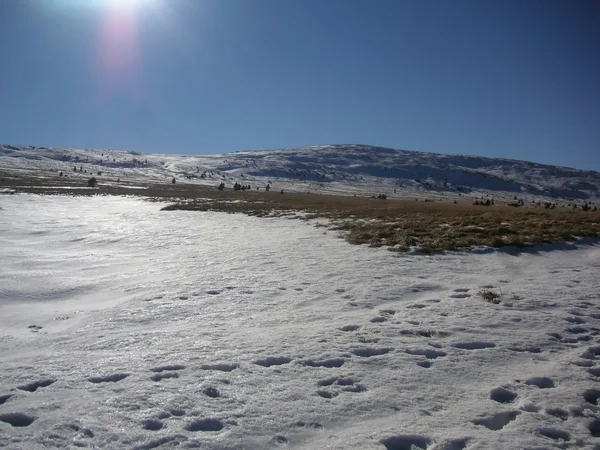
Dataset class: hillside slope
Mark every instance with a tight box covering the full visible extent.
[1,144,598,201]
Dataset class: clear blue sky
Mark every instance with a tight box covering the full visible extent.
[1,0,598,170]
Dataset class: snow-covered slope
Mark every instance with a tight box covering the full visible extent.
[1,143,599,201]
[1,194,600,449]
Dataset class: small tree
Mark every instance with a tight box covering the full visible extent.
[88,177,97,187]
[172,177,176,184]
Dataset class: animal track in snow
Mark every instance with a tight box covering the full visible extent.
[200,363,239,372]
[0,412,35,427]
[536,427,570,441]
[525,377,554,389]
[301,358,345,368]
[339,325,360,332]
[87,373,130,383]
[405,348,447,359]
[150,364,185,373]
[254,356,292,367]
[151,372,179,382]
[17,379,55,392]
[206,290,222,295]
[28,324,42,332]
[472,411,520,430]
[380,434,431,450]
[490,387,517,403]
[454,288,470,293]
[185,418,224,432]
[452,342,496,350]
[170,409,185,416]
[0,394,13,405]
[142,419,164,431]
[351,347,392,357]
[417,361,432,368]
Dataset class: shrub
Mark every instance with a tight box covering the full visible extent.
[87,177,97,187]
[478,289,501,304]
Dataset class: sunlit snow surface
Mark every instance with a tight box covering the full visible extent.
[1,195,600,449]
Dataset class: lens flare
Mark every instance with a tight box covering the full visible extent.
[96,1,143,96]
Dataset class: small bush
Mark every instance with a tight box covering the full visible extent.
[478,289,501,304]
[87,177,97,187]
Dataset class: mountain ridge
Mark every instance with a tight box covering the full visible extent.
[1,143,599,202]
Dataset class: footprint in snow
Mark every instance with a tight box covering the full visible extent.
[254,356,293,367]
[565,316,586,324]
[535,428,570,442]
[17,379,55,392]
[525,377,555,389]
[406,303,428,309]
[545,408,569,421]
[87,373,129,384]
[151,372,179,382]
[452,342,496,350]
[490,387,517,403]
[200,362,239,372]
[405,348,446,359]
[449,293,471,299]
[141,419,164,431]
[150,364,185,373]
[185,417,224,432]
[472,411,520,430]
[583,388,600,405]
[206,290,222,295]
[350,347,392,357]
[0,412,36,427]
[370,316,388,323]
[380,434,431,450]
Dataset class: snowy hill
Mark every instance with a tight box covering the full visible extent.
[1,143,599,201]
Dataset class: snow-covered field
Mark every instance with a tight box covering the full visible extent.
[2,194,600,449]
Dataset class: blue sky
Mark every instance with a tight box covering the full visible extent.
[0,0,598,170]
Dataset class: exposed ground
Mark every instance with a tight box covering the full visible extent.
[2,171,599,252]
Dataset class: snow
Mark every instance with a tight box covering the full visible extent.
[1,194,600,448]
[1,144,599,202]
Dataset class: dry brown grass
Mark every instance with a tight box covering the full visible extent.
[3,172,599,252]
[159,188,600,252]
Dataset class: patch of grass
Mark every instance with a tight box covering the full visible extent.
[3,172,599,253]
